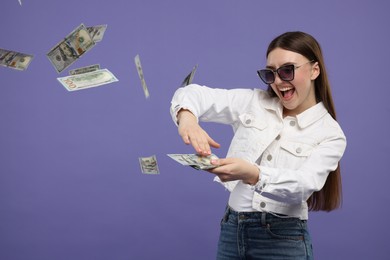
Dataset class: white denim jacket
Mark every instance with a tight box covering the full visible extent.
[170,84,346,220]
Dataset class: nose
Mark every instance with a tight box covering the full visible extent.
[272,71,284,85]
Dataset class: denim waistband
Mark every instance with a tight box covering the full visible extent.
[222,206,297,226]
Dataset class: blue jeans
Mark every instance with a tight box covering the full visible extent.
[216,206,314,260]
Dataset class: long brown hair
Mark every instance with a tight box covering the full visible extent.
[266,31,342,211]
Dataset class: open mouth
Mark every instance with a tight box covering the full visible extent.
[279,87,295,99]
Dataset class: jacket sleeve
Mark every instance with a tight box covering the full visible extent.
[170,84,254,125]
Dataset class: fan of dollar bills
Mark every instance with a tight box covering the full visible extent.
[167,153,219,170]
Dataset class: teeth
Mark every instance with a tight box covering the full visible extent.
[279,87,293,92]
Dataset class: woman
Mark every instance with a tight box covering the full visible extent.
[170,31,346,259]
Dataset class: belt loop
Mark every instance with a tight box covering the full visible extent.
[261,212,267,227]
[223,205,230,222]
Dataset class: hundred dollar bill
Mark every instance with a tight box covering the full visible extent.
[0,48,33,71]
[47,24,95,73]
[180,64,198,87]
[87,25,107,43]
[134,54,150,98]
[167,153,219,170]
[57,68,118,91]
[139,155,160,174]
[69,64,100,75]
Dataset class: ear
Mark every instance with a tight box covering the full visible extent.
[310,62,320,80]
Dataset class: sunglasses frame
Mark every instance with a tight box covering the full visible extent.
[257,60,315,85]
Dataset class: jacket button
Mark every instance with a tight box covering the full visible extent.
[267,154,272,161]
[289,121,296,126]
[275,135,281,140]
[296,147,302,154]
[245,119,251,124]
[260,202,266,208]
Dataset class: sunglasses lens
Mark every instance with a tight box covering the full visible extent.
[278,65,294,81]
[258,70,274,84]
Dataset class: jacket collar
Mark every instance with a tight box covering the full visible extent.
[262,96,284,119]
[256,90,329,127]
[296,102,328,128]
[262,97,328,128]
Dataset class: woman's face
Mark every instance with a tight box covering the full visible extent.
[267,48,319,117]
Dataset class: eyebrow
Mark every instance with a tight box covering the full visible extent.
[266,62,295,69]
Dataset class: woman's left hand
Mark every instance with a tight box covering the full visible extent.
[208,158,260,185]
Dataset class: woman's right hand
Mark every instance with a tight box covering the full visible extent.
[177,109,220,156]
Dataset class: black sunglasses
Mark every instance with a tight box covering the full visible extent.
[257,60,314,84]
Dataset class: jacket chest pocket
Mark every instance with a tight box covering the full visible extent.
[279,141,315,169]
[229,113,268,155]
[281,141,314,157]
[238,113,267,130]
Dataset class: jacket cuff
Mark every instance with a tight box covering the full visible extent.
[170,104,198,126]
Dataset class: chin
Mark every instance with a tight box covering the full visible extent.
[282,103,299,113]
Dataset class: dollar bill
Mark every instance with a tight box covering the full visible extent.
[87,25,107,43]
[167,153,219,170]
[0,48,33,71]
[57,68,118,91]
[139,155,160,174]
[181,64,198,87]
[47,24,95,73]
[134,54,150,98]
[69,64,100,75]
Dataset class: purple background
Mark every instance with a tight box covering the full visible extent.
[1,0,389,259]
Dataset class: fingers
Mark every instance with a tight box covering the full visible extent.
[180,131,219,156]
[177,116,220,155]
[208,158,259,184]
[181,133,191,145]
[179,131,209,155]
[208,159,231,181]
[196,133,222,155]
[207,136,221,149]
[210,158,231,168]
[189,134,212,155]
